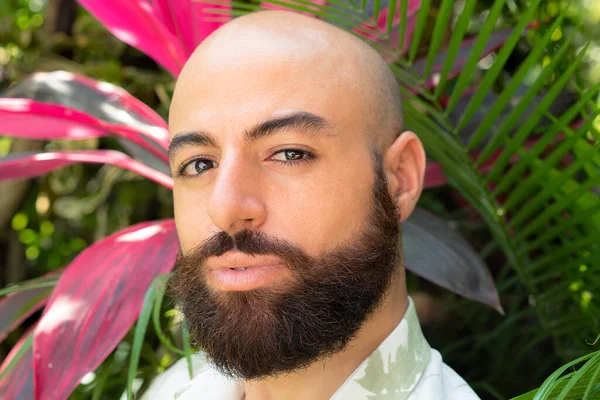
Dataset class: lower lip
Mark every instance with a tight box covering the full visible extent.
[208,264,288,291]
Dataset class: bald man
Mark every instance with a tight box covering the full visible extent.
[143,10,480,400]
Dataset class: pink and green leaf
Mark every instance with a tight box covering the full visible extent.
[0,98,170,161]
[0,150,173,189]
[33,220,180,400]
[3,71,171,172]
[0,275,58,344]
[66,72,169,131]
[0,330,34,400]
[4,71,169,135]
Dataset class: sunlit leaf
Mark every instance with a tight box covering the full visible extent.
[33,220,179,400]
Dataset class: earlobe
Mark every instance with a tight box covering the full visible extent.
[383,131,426,222]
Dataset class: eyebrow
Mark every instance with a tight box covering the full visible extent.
[168,111,332,162]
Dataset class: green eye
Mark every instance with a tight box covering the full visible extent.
[283,150,304,160]
[271,149,312,162]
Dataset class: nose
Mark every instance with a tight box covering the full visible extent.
[207,154,266,234]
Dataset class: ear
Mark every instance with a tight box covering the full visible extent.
[383,131,426,222]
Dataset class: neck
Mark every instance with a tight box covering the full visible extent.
[243,269,408,400]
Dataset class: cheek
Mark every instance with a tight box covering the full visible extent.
[266,159,374,256]
[173,187,214,253]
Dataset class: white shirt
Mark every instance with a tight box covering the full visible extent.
[142,298,480,399]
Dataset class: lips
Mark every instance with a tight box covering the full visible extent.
[205,252,289,291]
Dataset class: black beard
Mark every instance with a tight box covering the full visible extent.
[170,157,401,380]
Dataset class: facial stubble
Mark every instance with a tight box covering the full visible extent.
[171,158,401,380]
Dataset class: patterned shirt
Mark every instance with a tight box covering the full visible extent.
[142,298,480,399]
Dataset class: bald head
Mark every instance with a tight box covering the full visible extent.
[169,15,426,371]
[171,10,403,149]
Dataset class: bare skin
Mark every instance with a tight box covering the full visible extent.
[169,10,426,400]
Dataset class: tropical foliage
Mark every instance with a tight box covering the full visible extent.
[0,0,599,399]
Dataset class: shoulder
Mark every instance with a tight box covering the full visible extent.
[408,349,480,400]
[141,353,244,400]
[141,354,207,400]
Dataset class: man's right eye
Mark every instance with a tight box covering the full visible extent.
[179,159,217,177]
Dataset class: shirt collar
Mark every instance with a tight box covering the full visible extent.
[176,297,430,400]
[330,297,431,400]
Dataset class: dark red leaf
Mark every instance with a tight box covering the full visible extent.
[33,220,179,400]
[403,208,503,313]
[0,150,173,189]
[424,162,449,188]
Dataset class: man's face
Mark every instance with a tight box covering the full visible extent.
[168,29,401,379]
[169,30,379,261]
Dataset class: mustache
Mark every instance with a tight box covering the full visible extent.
[176,230,313,272]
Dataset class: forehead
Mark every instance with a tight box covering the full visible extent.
[168,40,372,144]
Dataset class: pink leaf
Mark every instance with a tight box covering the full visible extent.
[0,99,108,140]
[153,0,231,55]
[76,0,188,76]
[0,330,34,400]
[33,220,179,400]
[0,150,173,189]
[0,98,170,161]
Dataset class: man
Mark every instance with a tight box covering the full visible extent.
[144,9,480,400]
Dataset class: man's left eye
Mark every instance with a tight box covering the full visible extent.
[270,149,312,162]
